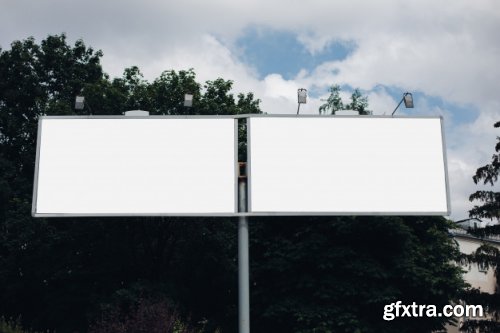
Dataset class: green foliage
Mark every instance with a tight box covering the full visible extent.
[0,316,45,333]
[469,121,500,220]
[0,34,257,332]
[89,298,208,333]
[346,89,369,114]
[319,85,369,115]
[319,85,343,114]
[460,319,500,333]
[0,317,25,333]
[463,120,500,332]
[0,34,465,333]
[250,216,465,333]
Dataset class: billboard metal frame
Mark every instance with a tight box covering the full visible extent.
[245,114,451,216]
[32,114,451,217]
[32,115,240,217]
[31,114,451,333]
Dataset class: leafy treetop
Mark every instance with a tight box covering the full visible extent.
[319,85,369,115]
[469,121,500,220]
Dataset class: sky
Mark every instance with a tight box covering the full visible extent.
[1,0,499,221]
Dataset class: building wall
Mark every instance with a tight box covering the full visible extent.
[446,234,499,332]
[455,236,497,294]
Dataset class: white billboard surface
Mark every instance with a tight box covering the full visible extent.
[33,117,237,216]
[248,117,449,215]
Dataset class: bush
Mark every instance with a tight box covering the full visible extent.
[89,298,204,333]
[0,317,45,333]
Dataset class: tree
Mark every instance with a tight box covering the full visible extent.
[0,34,465,333]
[250,216,465,333]
[346,88,369,114]
[89,298,203,333]
[0,34,105,332]
[319,85,370,115]
[319,85,343,114]
[469,121,500,220]
[462,120,500,332]
[0,35,260,333]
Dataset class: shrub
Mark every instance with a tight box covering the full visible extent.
[0,317,45,333]
[89,298,203,333]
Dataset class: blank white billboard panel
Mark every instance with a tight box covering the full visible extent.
[33,117,236,216]
[248,117,449,215]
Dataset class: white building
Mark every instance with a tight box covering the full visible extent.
[446,221,500,332]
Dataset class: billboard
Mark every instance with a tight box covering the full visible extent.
[32,117,237,216]
[248,116,449,215]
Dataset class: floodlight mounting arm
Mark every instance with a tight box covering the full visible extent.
[85,102,93,115]
[391,95,405,116]
[391,92,413,116]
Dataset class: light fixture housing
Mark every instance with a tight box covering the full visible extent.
[75,96,85,110]
[297,88,307,104]
[184,94,193,107]
[392,92,414,116]
[403,93,414,108]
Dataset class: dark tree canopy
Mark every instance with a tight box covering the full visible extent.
[464,120,500,332]
[0,34,465,333]
[0,34,259,333]
[250,216,465,333]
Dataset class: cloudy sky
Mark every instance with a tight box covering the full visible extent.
[1,0,499,221]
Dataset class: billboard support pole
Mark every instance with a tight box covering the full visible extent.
[238,163,250,333]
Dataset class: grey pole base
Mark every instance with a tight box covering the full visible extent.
[238,215,250,333]
[238,176,250,333]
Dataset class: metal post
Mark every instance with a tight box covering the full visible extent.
[391,98,404,116]
[238,164,250,333]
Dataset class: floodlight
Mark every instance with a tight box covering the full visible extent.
[403,93,414,108]
[392,92,414,116]
[75,96,85,110]
[297,88,307,114]
[298,89,307,104]
[184,93,193,107]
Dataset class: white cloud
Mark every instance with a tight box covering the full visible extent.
[446,108,500,220]
[366,90,398,116]
[1,0,499,220]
